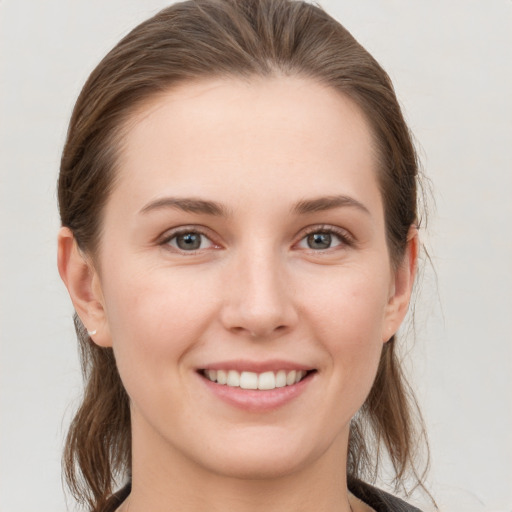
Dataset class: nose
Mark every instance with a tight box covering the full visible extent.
[220,246,299,340]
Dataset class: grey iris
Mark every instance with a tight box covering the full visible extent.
[177,233,201,250]
[307,233,331,249]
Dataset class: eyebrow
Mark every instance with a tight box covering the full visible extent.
[140,197,229,216]
[139,194,369,217]
[292,195,370,215]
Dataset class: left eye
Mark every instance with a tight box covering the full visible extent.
[166,232,214,251]
[298,231,344,250]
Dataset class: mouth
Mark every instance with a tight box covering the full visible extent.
[198,368,316,391]
[197,363,317,412]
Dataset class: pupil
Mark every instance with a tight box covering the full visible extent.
[308,233,331,249]
[177,233,201,250]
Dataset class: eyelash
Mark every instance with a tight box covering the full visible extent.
[159,224,354,254]
[159,226,218,254]
[297,225,355,251]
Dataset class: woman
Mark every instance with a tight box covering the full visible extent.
[57,1,430,511]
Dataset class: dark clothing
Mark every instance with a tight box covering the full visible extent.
[100,479,422,512]
[349,478,423,512]
[100,483,130,512]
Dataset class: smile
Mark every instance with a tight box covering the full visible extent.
[202,369,309,390]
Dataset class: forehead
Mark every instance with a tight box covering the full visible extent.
[112,76,380,214]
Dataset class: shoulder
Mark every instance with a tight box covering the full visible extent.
[348,478,424,512]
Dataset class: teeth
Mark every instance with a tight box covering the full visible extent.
[240,371,258,389]
[257,371,275,390]
[204,369,309,390]
[227,370,240,387]
[275,370,287,388]
[286,370,296,386]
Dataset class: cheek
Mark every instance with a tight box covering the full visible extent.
[100,264,217,394]
[302,264,390,341]
[299,266,389,400]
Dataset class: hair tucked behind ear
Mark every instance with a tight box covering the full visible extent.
[59,0,430,509]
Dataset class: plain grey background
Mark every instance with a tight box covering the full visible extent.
[1,1,511,511]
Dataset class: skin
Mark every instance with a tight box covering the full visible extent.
[58,76,417,512]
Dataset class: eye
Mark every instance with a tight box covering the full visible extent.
[164,230,216,252]
[297,227,351,251]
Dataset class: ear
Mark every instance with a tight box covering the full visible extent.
[382,226,418,343]
[57,227,112,347]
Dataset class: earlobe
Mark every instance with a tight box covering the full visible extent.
[57,227,112,347]
[383,227,419,343]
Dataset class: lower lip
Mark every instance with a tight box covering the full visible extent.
[199,372,315,412]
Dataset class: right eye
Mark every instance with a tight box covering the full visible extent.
[163,231,216,252]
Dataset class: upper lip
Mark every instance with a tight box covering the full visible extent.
[199,359,315,373]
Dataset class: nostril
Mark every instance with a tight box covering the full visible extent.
[246,324,289,339]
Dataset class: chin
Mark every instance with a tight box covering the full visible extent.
[186,429,335,481]
[204,451,309,481]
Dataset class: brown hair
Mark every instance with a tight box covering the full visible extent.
[59,0,429,510]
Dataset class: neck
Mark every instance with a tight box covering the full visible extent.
[125,421,354,512]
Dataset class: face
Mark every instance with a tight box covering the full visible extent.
[77,77,414,481]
